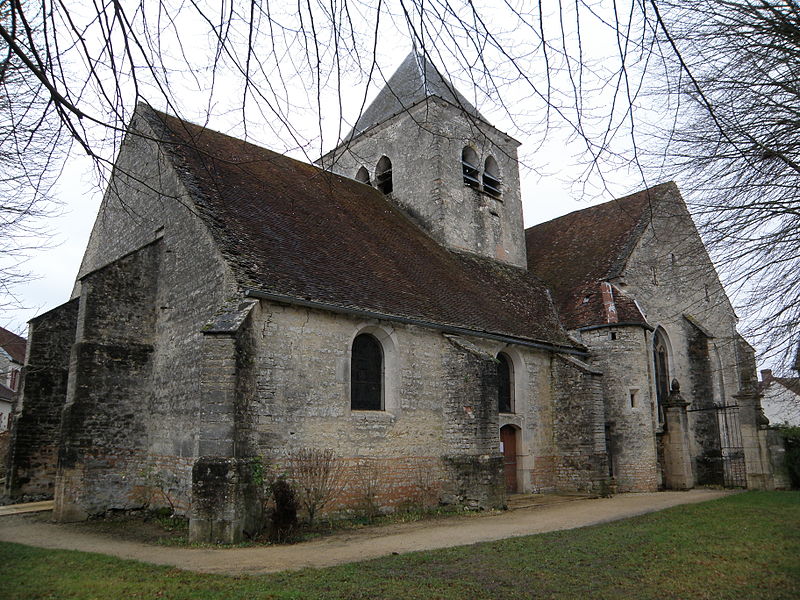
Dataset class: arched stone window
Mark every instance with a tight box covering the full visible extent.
[497,352,514,414]
[355,166,371,185]
[653,328,670,425]
[461,146,480,189]
[483,156,501,198]
[375,156,393,194]
[351,333,383,410]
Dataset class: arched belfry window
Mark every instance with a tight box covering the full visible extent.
[355,166,371,185]
[497,352,514,414]
[375,156,393,194]
[483,156,501,198]
[653,329,670,425]
[351,334,383,410]
[462,147,480,189]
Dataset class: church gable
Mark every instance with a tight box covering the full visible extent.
[615,183,736,333]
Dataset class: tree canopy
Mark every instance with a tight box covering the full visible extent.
[0,0,798,366]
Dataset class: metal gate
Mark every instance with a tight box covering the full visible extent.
[716,403,747,487]
[689,403,747,488]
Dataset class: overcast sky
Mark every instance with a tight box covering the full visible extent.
[0,2,680,341]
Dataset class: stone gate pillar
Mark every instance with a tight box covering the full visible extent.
[662,379,694,490]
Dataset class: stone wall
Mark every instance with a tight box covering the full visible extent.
[319,98,527,268]
[766,428,791,489]
[685,320,724,485]
[579,325,659,492]
[54,241,161,521]
[39,108,240,518]
[610,187,751,487]
[6,299,78,498]
[241,301,607,511]
[547,356,608,492]
[248,302,504,509]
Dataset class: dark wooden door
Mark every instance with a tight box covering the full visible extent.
[500,425,518,493]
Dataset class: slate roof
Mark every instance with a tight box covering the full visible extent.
[0,382,13,402]
[525,183,680,330]
[0,327,26,364]
[142,107,576,350]
[347,51,486,139]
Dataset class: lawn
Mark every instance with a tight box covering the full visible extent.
[1,491,798,599]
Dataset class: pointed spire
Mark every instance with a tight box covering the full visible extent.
[347,50,485,139]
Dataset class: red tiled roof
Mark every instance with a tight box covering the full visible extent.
[142,107,575,349]
[0,327,26,364]
[525,183,678,330]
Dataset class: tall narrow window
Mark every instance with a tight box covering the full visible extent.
[355,166,371,185]
[497,352,513,414]
[483,156,501,198]
[351,334,383,410]
[375,156,393,194]
[653,329,670,425]
[462,147,480,189]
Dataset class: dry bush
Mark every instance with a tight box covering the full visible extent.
[350,458,384,520]
[287,448,345,525]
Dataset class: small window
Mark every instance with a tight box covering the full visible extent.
[375,156,393,194]
[355,166,371,185]
[610,332,617,341]
[462,147,480,189]
[497,352,513,414]
[483,156,501,198]
[351,334,383,410]
[10,368,19,391]
[630,389,639,408]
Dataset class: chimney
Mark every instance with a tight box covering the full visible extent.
[760,369,773,384]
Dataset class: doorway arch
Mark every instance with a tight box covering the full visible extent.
[500,424,520,493]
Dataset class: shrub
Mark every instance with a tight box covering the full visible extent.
[268,476,298,542]
[777,426,800,488]
[287,448,345,525]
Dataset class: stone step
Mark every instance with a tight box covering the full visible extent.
[0,500,54,517]
[506,493,598,510]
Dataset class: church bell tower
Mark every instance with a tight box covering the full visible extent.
[318,52,527,269]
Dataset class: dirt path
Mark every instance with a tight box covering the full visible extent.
[0,489,732,575]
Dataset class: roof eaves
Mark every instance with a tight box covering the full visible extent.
[244,288,588,356]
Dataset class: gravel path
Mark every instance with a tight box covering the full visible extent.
[0,489,733,575]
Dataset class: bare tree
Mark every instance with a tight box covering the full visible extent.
[0,0,797,364]
[0,0,63,312]
[644,1,800,368]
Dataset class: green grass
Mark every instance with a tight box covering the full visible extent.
[2,491,799,599]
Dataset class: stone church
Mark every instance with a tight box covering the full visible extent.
[6,52,782,542]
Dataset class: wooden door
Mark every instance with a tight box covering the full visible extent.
[500,425,518,493]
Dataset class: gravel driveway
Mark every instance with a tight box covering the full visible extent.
[0,489,733,575]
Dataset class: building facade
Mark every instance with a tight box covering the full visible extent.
[5,52,782,542]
